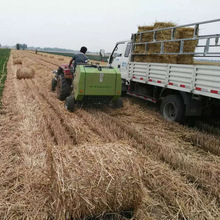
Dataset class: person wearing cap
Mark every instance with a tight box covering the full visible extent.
[69,46,88,70]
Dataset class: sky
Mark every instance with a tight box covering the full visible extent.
[0,0,220,52]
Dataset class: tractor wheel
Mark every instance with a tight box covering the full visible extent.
[57,75,72,101]
[160,94,185,123]
[51,78,57,91]
[113,98,123,108]
[65,95,75,112]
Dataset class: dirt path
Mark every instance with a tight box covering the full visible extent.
[0,50,220,219]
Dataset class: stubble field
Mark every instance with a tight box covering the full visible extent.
[0,50,220,220]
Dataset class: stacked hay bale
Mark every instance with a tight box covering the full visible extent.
[47,143,151,219]
[133,22,197,64]
[134,26,153,62]
[16,67,35,79]
[176,27,197,64]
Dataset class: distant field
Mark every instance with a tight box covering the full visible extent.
[0,49,10,107]
[39,51,109,62]
[194,60,220,66]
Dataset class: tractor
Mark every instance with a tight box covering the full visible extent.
[51,63,123,111]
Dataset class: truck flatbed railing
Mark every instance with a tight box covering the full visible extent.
[132,19,220,58]
[128,62,220,99]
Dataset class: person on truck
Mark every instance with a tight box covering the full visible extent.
[68,46,88,71]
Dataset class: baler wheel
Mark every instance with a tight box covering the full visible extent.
[65,95,75,112]
[51,78,57,91]
[113,98,123,108]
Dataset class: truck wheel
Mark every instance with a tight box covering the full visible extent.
[160,94,185,123]
[113,98,123,108]
[51,78,57,91]
[65,95,75,112]
[57,75,72,101]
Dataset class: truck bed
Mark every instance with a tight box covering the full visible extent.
[128,62,220,99]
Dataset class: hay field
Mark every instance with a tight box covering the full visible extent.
[0,50,220,219]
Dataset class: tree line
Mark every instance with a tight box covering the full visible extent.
[16,43,27,50]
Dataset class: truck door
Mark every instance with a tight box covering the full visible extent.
[108,41,131,80]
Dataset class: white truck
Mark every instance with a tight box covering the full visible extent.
[108,19,220,122]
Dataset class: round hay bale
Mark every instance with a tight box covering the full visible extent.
[48,143,148,219]
[58,57,64,61]
[16,67,35,79]
[49,56,54,58]
[13,59,22,65]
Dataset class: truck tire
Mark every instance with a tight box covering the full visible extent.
[51,78,57,91]
[65,95,75,112]
[112,98,123,108]
[160,94,185,123]
[57,75,72,101]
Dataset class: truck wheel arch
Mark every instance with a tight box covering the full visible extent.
[160,89,202,117]
[160,94,185,123]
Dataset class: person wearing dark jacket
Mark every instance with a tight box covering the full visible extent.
[69,46,88,70]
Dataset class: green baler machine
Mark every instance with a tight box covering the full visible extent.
[65,64,123,111]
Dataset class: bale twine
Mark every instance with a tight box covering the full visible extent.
[16,67,35,79]
[48,143,149,219]
[13,59,22,65]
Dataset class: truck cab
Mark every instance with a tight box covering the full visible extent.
[107,19,220,123]
[108,41,131,80]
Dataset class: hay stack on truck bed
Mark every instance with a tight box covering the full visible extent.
[108,19,220,123]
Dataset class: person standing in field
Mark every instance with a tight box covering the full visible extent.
[69,46,88,70]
